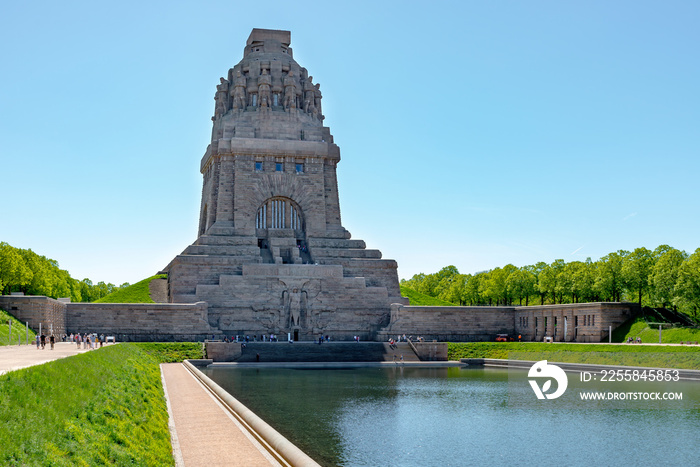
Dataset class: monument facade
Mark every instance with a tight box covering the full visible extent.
[163,29,406,340]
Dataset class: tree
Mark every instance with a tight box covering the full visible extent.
[572,258,597,302]
[464,272,484,306]
[481,265,517,305]
[595,250,628,302]
[0,243,32,294]
[507,268,537,305]
[674,248,700,320]
[538,260,565,304]
[621,247,653,306]
[650,247,687,309]
[560,261,588,303]
[443,274,468,305]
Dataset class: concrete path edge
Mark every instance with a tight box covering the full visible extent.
[160,366,185,467]
[182,360,321,467]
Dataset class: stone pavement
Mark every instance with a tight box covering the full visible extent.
[0,341,99,375]
[161,363,282,467]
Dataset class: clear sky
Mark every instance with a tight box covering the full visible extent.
[1,1,698,286]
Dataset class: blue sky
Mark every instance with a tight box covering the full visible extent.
[1,1,698,286]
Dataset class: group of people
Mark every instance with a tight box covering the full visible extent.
[222,334,281,343]
[627,337,642,344]
[35,333,56,350]
[35,332,109,350]
[70,333,106,349]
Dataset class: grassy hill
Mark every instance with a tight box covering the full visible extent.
[0,344,176,464]
[0,308,37,346]
[612,316,700,344]
[94,274,166,303]
[448,342,700,369]
[400,285,457,306]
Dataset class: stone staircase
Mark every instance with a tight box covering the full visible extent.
[221,342,420,363]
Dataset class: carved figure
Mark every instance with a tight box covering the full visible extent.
[231,71,247,110]
[289,288,301,327]
[303,76,316,114]
[283,70,297,110]
[214,77,229,118]
[314,83,323,119]
[258,69,272,109]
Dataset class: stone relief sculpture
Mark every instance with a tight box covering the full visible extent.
[214,77,229,119]
[231,71,247,110]
[314,83,323,119]
[289,288,302,326]
[283,70,297,110]
[303,76,316,114]
[281,286,310,328]
[257,68,272,109]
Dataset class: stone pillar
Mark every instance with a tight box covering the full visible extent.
[323,159,342,230]
[213,155,235,229]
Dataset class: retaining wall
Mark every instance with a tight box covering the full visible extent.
[65,301,217,341]
[381,302,639,343]
[0,295,66,336]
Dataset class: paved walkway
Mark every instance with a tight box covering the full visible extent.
[161,363,281,467]
[0,341,99,375]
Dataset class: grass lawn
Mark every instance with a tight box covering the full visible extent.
[94,274,166,303]
[612,316,700,344]
[400,286,456,306]
[448,342,700,370]
[0,343,199,465]
[0,308,37,346]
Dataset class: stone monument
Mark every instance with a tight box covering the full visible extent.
[163,29,406,341]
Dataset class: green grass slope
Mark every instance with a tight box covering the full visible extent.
[94,274,166,303]
[0,308,37,346]
[0,344,174,465]
[612,316,700,344]
[400,285,457,306]
[448,342,700,369]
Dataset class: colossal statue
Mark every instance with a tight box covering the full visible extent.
[258,68,272,109]
[283,70,297,110]
[231,71,247,110]
[303,76,316,114]
[214,77,229,119]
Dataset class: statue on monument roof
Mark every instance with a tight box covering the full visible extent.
[258,68,272,109]
[214,77,229,119]
[231,71,247,111]
[283,70,297,111]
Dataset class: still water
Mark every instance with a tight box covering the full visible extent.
[202,366,700,466]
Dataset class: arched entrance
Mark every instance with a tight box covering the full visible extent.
[255,197,311,264]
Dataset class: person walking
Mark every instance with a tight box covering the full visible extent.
[49,334,55,350]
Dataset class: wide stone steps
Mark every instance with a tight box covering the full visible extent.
[195,236,258,246]
[312,248,382,259]
[223,342,420,362]
[307,238,366,249]
[183,245,261,256]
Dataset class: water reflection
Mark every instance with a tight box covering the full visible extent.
[203,366,700,467]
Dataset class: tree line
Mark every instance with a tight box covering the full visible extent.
[0,242,128,302]
[401,245,700,320]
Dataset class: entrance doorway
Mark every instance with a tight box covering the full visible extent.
[294,329,299,341]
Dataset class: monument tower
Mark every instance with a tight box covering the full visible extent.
[164,29,405,340]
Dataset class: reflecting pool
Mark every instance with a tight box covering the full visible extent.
[202,366,700,466]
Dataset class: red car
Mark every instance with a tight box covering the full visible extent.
[496,334,514,342]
